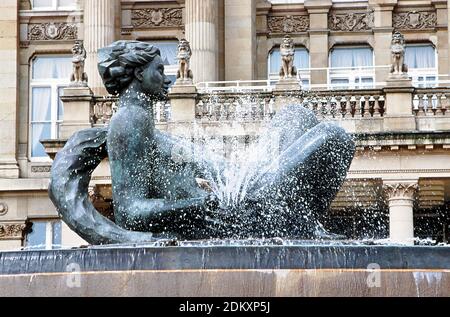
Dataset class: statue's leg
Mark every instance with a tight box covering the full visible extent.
[248,121,355,238]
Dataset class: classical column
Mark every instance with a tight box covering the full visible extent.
[83,0,117,95]
[224,0,256,81]
[384,181,418,245]
[185,0,220,83]
[0,0,19,178]
[432,0,449,76]
[305,0,332,86]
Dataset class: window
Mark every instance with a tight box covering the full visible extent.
[32,0,77,10]
[405,44,437,87]
[329,46,374,89]
[25,220,62,250]
[147,41,178,88]
[268,47,310,87]
[30,56,71,158]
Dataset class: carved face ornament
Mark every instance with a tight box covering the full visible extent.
[45,23,59,39]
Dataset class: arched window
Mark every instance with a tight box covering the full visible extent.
[329,46,374,89]
[147,40,178,87]
[30,56,71,158]
[268,47,310,86]
[405,43,437,87]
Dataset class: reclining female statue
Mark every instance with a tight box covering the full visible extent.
[49,41,355,245]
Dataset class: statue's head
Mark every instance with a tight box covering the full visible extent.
[98,41,170,100]
[392,31,405,46]
[281,35,294,49]
[178,39,191,54]
[72,40,83,55]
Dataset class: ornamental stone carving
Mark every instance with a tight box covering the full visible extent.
[268,15,309,33]
[70,40,88,87]
[132,8,183,28]
[176,39,193,84]
[28,23,78,41]
[0,223,27,240]
[329,11,374,31]
[383,182,418,200]
[279,35,297,79]
[390,31,408,77]
[393,11,437,30]
[31,166,52,173]
[0,203,8,216]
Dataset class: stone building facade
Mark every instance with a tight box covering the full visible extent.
[1,0,450,250]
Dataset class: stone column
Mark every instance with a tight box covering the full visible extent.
[369,0,397,83]
[185,0,220,83]
[433,0,449,77]
[224,0,256,81]
[83,0,117,95]
[384,181,418,245]
[0,0,19,178]
[305,0,332,86]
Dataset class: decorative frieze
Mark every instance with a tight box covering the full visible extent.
[268,15,309,33]
[28,22,78,41]
[0,223,27,240]
[329,11,374,31]
[393,11,437,30]
[132,8,183,28]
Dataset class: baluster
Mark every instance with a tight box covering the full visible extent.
[330,96,337,118]
[320,97,328,118]
[431,94,438,115]
[422,94,429,115]
[360,96,366,117]
[340,96,347,118]
[378,95,385,116]
[440,94,448,115]
[412,95,420,116]
[368,96,375,117]
[350,96,357,118]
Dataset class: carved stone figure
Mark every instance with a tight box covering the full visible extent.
[279,35,297,79]
[176,39,193,83]
[70,40,88,86]
[390,31,408,76]
[49,41,355,245]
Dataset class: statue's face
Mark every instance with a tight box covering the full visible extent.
[140,55,171,100]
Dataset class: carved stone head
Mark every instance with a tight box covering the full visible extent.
[281,35,294,50]
[72,40,84,55]
[391,31,405,46]
[178,39,192,56]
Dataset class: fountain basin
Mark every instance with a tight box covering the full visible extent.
[0,244,449,296]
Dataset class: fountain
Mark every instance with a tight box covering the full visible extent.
[0,40,449,297]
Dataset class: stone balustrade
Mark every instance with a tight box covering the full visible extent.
[413,88,449,116]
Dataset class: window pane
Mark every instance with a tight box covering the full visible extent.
[58,87,65,120]
[405,45,435,69]
[58,0,77,8]
[32,87,52,122]
[33,0,53,8]
[52,221,62,248]
[269,48,309,75]
[148,42,178,66]
[31,123,51,157]
[331,47,373,68]
[33,56,72,80]
[26,222,47,249]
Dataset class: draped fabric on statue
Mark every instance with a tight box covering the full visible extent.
[269,48,309,75]
[330,47,373,68]
[405,45,436,69]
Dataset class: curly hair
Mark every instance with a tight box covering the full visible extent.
[98,41,161,95]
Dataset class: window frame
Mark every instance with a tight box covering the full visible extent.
[29,55,71,161]
[31,0,78,11]
[405,43,438,88]
[25,219,62,250]
[328,45,375,90]
[267,46,311,87]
